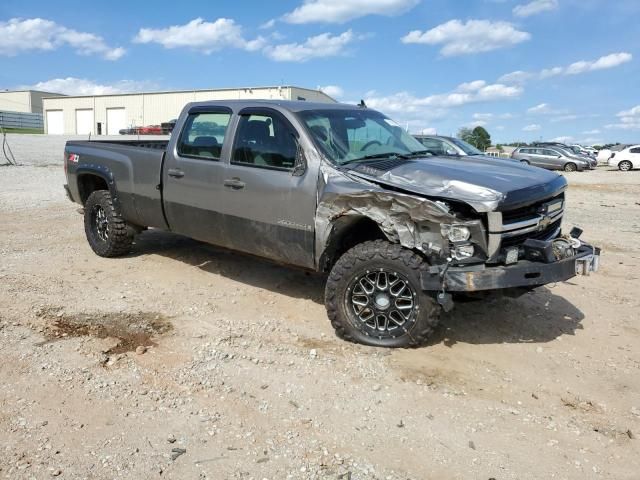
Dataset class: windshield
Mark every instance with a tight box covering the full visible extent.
[448,137,483,155]
[297,109,428,165]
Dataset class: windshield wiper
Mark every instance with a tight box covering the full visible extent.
[405,150,433,157]
[340,152,409,166]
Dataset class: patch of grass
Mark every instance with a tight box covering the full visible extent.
[0,127,44,134]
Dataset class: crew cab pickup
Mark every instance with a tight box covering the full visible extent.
[64,100,600,347]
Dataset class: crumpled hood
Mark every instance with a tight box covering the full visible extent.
[345,155,567,212]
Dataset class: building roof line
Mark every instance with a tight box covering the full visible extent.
[41,85,335,101]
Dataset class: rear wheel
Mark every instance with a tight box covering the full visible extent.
[619,160,633,172]
[84,190,134,257]
[325,240,441,348]
[520,160,530,165]
[563,162,577,172]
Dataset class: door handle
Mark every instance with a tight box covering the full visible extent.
[167,168,184,178]
[224,178,245,190]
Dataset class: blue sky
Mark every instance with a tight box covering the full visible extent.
[1,0,639,144]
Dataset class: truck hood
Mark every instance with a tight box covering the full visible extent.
[344,155,567,212]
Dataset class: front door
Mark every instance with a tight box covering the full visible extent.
[162,107,233,247]
[220,108,317,268]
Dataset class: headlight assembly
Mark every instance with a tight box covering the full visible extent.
[441,224,471,243]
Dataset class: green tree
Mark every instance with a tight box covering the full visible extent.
[472,126,491,151]
[457,126,492,151]
[457,127,474,145]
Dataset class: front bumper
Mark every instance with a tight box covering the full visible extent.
[421,244,600,292]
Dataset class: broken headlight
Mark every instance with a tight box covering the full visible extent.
[441,224,471,243]
[452,244,475,260]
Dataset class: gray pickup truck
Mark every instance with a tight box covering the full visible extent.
[63,100,600,348]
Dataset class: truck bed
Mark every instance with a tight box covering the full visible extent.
[69,139,169,150]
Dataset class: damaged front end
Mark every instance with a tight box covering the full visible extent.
[315,162,600,312]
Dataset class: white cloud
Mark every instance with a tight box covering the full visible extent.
[513,0,558,18]
[565,52,633,75]
[0,17,125,60]
[283,0,419,24]
[551,136,574,143]
[523,124,541,131]
[318,85,344,98]
[527,103,569,115]
[260,19,276,29]
[402,19,530,56]
[363,81,521,117]
[616,105,640,117]
[473,112,515,121]
[22,77,157,96]
[498,70,533,84]
[134,18,265,53]
[606,105,640,130]
[419,127,438,135]
[582,129,601,135]
[265,30,356,62]
[527,103,551,114]
[500,52,633,84]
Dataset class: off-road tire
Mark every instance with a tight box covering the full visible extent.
[563,162,577,172]
[618,160,632,172]
[325,240,441,348]
[84,190,134,257]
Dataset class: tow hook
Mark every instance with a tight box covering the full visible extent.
[576,246,601,276]
[436,258,455,312]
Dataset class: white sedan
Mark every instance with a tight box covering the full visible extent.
[609,145,640,171]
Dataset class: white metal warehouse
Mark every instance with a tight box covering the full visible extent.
[0,90,65,114]
[42,86,336,135]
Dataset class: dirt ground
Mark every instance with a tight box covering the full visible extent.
[1,140,639,479]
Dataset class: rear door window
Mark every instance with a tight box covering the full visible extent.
[232,111,298,170]
[178,111,232,160]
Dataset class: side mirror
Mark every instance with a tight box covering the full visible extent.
[292,137,307,177]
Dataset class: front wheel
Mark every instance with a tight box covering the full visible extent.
[520,160,530,165]
[619,160,633,172]
[325,240,441,348]
[563,162,577,172]
[84,190,134,257]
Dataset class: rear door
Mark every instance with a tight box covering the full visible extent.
[162,107,233,247]
[219,107,316,268]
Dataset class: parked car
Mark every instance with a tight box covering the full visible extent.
[511,146,591,171]
[608,144,640,171]
[413,134,489,158]
[597,148,613,164]
[533,142,597,168]
[63,100,600,348]
[571,144,597,157]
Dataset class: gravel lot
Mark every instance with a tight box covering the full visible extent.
[1,135,639,479]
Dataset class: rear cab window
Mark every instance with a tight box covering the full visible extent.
[178,111,232,160]
[231,110,298,171]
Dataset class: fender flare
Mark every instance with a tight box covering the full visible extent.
[75,164,121,211]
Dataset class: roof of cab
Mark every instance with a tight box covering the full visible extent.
[185,99,365,113]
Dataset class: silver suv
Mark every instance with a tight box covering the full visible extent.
[511,146,590,172]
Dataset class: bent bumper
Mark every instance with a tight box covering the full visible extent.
[421,245,600,292]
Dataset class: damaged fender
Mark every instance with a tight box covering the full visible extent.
[314,164,459,269]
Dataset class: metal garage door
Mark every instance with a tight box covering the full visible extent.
[106,108,126,135]
[46,110,64,135]
[75,109,94,135]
